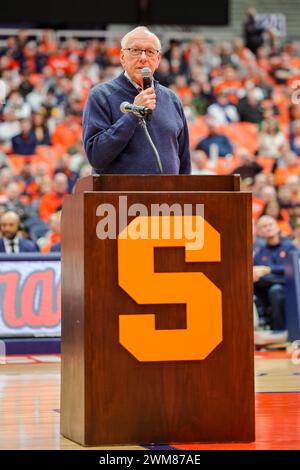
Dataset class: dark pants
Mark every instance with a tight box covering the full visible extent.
[254,281,285,330]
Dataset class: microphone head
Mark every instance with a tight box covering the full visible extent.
[120,101,129,113]
[142,67,152,90]
[141,67,151,79]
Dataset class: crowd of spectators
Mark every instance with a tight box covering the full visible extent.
[0,18,300,335]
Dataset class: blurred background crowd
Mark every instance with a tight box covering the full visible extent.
[0,8,300,334]
[0,9,300,251]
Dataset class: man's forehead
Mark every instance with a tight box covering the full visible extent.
[127,34,158,46]
[1,217,18,223]
[261,221,276,228]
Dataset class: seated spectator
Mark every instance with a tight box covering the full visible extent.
[12,118,37,155]
[272,52,299,85]
[0,211,39,253]
[289,119,300,156]
[261,200,292,238]
[213,65,242,105]
[51,110,82,149]
[38,172,68,222]
[288,203,300,228]
[47,47,76,75]
[285,174,300,204]
[231,148,263,180]
[181,94,198,123]
[163,39,188,77]
[195,118,233,158]
[206,90,239,125]
[237,89,263,123]
[189,81,214,116]
[154,58,173,88]
[258,118,287,159]
[66,95,83,120]
[232,37,256,69]
[3,182,33,221]
[253,215,297,331]
[275,151,300,186]
[253,69,273,100]
[32,112,51,145]
[54,154,79,193]
[26,80,47,112]
[173,75,192,101]
[38,210,61,252]
[0,168,14,201]
[0,114,21,148]
[260,185,277,205]
[278,184,294,209]
[3,90,31,120]
[16,161,39,203]
[260,99,280,121]
[39,88,60,120]
[191,150,216,175]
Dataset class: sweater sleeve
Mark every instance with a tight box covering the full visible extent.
[82,86,139,170]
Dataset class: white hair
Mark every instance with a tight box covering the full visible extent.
[121,26,161,50]
[257,215,277,228]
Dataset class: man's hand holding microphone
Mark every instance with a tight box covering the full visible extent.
[120,67,154,118]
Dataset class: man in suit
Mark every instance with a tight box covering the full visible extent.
[0,211,39,253]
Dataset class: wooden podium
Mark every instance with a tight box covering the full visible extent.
[61,175,254,446]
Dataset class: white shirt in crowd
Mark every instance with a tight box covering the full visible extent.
[3,237,20,254]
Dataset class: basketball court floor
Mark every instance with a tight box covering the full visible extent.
[0,350,299,450]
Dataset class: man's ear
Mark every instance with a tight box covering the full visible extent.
[155,52,162,72]
[120,50,125,69]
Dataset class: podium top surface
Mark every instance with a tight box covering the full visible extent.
[74,175,240,194]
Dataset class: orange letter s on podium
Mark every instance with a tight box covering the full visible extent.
[118,215,222,362]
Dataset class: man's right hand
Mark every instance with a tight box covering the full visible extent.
[134,87,156,110]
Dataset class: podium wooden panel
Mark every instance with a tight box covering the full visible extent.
[61,175,254,445]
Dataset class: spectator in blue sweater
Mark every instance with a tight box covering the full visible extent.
[195,118,233,158]
[12,118,37,155]
[253,215,297,331]
[83,26,191,174]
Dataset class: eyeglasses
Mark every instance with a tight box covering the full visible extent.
[123,48,160,57]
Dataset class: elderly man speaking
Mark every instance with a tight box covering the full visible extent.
[82,26,191,175]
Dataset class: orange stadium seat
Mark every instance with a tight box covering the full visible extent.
[189,117,208,148]
[8,155,34,174]
[218,122,258,154]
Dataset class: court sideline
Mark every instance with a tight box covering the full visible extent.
[0,350,299,450]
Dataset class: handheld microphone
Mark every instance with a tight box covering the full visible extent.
[120,101,152,117]
[141,67,152,90]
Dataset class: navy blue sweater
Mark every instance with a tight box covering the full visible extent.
[82,73,191,174]
[195,133,233,157]
[253,238,297,282]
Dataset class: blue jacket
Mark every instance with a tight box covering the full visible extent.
[82,73,191,174]
[0,238,40,253]
[289,135,300,156]
[196,133,233,157]
[12,131,37,155]
[253,238,297,283]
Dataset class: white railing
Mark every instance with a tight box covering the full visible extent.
[0,26,235,49]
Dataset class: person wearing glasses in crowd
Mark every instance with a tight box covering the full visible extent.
[83,26,191,174]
